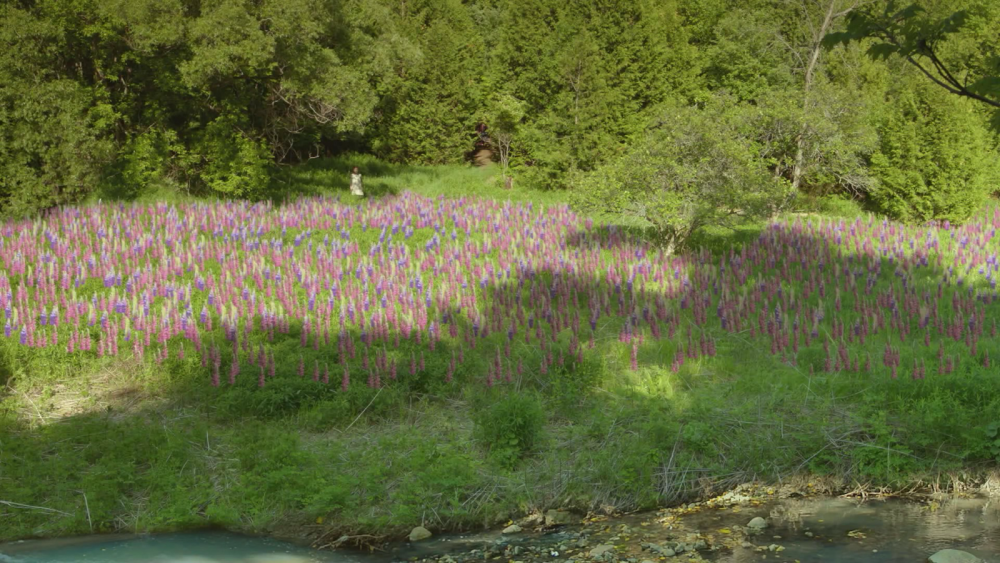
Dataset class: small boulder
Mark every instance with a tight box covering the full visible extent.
[502,524,523,535]
[589,544,615,559]
[927,550,983,563]
[546,510,576,526]
[646,544,671,556]
[409,526,433,542]
[747,517,768,530]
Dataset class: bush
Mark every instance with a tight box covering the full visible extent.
[473,392,545,469]
[196,116,272,198]
[868,78,1000,223]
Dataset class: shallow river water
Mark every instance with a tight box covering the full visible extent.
[2,496,998,563]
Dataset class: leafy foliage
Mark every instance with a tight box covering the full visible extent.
[824,1,1000,111]
[0,0,406,213]
[1,0,999,222]
[986,422,1000,462]
[473,392,546,469]
[571,95,793,250]
[867,77,1000,222]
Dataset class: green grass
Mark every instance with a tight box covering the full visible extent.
[267,153,572,207]
[2,157,998,544]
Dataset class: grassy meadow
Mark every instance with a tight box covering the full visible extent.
[2,158,999,544]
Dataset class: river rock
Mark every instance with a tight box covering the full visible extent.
[927,550,984,563]
[589,544,615,558]
[643,543,673,557]
[502,524,523,534]
[546,510,576,526]
[747,517,768,530]
[409,526,433,542]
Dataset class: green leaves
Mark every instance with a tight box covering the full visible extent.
[823,2,999,111]
[969,77,1000,98]
[572,93,793,250]
[867,75,1000,223]
[983,421,1000,461]
[473,392,546,470]
[867,42,901,60]
[0,0,422,211]
[0,79,114,217]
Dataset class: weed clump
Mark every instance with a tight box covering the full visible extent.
[473,392,545,469]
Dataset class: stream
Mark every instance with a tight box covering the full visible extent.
[2,496,998,563]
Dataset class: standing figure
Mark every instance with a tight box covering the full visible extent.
[475,122,490,146]
[349,166,364,196]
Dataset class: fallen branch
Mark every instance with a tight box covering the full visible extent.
[314,533,383,551]
[343,387,382,433]
[1,500,73,516]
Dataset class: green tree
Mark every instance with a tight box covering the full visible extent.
[572,95,793,252]
[0,5,115,217]
[484,93,525,186]
[0,0,415,211]
[867,76,1000,222]
[369,0,483,164]
[476,0,699,189]
[701,0,883,202]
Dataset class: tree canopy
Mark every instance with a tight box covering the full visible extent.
[0,0,998,232]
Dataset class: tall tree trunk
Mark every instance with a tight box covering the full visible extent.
[791,0,855,191]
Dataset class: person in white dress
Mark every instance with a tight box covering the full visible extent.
[349,166,364,196]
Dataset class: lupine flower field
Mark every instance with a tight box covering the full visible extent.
[4,192,1000,396]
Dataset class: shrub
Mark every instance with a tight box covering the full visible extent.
[473,392,545,469]
[195,115,272,198]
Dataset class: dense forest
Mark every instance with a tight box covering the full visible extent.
[1,0,998,229]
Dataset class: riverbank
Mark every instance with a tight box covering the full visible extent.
[5,487,1000,563]
[4,362,1000,547]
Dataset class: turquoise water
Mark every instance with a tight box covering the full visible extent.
[0,532,348,563]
